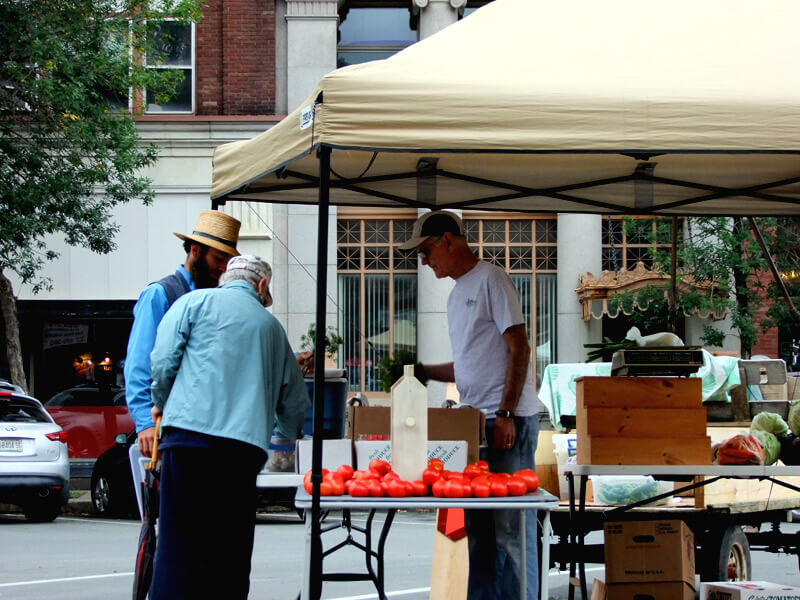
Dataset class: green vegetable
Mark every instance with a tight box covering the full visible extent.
[789,400,800,436]
[751,411,790,438]
[594,479,663,505]
[751,429,781,465]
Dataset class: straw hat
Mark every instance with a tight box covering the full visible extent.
[174,210,241,256]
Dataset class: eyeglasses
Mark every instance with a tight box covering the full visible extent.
[417,237,443,260]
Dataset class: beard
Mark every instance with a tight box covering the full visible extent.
[191,252,217,289]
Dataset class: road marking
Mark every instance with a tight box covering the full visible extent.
[329,587,431,599]
[324,569,606,600]
[0,572,133,588]
[59,516,140,526]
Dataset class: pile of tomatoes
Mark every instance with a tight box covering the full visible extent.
[303,458,539,498]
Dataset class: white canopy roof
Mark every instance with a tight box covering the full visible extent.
[212,0,800,216]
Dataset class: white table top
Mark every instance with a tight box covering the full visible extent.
[294,488,559,510]
[560,464,800,477]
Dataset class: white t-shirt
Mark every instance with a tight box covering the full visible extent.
[446,261,538,417]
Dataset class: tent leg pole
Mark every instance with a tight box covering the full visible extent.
[748,217,800,322]
[309,145,331,600]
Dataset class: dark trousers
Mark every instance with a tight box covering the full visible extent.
[150,446,263,600]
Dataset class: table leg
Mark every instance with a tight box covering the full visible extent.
[578,475,588,600]
[567,471,576,600]
[301,510,312,600]
[541,511,551,600]
[520,509,527,599]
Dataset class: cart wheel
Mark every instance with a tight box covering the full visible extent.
[700,526,751,581]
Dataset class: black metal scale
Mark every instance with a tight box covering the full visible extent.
[610,346,704,377]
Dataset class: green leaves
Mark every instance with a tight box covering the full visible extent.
[0,0,201,288]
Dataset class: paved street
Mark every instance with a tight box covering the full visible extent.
[0,509,798,599]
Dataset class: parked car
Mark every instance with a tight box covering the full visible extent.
[45,384,134,459]
[45,384,139,517]
[0,380,70,522]
[90,431,138,517]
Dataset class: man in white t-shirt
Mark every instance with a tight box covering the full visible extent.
[399,210,540,600]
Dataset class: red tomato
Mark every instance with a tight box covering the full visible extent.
[431,478,447,498]
[303,479,313,494]
[325,473,345,496]
[444,479,464,498]
[471,478,491,498]
[319,481,333,496]
[463,464,482,479]
[304,468,329,485]
[412,480,428,496]
[348,481,369,497]
[369,459,392,476]
[336,464,354,482]
[382,471,400,482]
[367,480,384,497]
[427,458,444,472]
[475,460,490,472]
[354,469,379,481]
[387,479,408,497]
[513,469,540,492]
[506,476,527,496]
[490,472,511,483]
[489,480,508,497]
[461,482,473,498]
[403,480,415,496]
[422,468,442,486]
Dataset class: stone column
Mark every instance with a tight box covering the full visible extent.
[285,0,338,111]
[557,214,603,362]
[412,0,465,40]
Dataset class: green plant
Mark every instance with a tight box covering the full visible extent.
[583,337,637,363]
[376,350,429,393]
[300,324,344,360]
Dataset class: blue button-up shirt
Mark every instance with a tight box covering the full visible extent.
[150,280,309,452]
[124,266,194,432]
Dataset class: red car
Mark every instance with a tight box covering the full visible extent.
[45,384,134,460]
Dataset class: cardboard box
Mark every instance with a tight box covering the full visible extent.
[604,520,695,587]
[295,438,353,474]
[355,440,468,473]
[699,581,800,600]
[346,406,485,464]
[607,581,695,600]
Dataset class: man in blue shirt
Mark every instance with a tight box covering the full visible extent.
[148,255,309,600]
[124,210,241,456]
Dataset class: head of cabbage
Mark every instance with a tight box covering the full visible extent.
[751,411,790,438]
[751,429,781,465]
[789,400,800,436]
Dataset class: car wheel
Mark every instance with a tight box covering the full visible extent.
[22,498,61,522]
[91,468,126,517]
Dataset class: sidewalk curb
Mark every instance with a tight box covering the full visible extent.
[0,492,94,517]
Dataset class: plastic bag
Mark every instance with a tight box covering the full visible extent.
[714,434,765,465]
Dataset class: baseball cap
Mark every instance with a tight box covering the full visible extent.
[226,254,273,307]
[397,211,464,250]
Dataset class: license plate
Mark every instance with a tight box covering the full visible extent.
[0,439,23,452]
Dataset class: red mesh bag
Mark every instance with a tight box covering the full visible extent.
[714,434,765,465]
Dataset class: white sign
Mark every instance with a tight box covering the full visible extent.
[300,106,313,130]
[42,324,88,350]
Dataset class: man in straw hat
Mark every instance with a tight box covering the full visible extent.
[148,254,309,600]
[125,210,241,456]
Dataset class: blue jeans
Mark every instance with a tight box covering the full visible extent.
[465,414,539,600]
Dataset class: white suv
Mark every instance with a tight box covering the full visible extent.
[0,380,70,521]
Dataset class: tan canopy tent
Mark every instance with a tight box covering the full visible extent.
[210,0,800,597]
[213,0,800,215]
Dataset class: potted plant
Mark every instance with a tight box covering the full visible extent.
[299,324,344,375]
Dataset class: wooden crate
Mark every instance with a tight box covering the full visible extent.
[576,376,710,466]
[577,435,712,466]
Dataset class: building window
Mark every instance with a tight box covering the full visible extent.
[337,8,417,68]
[337,216,418,393]
[601,216,678,272]
[463,215,558,385]
[144,20,194,113]
[101,19,194,114]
